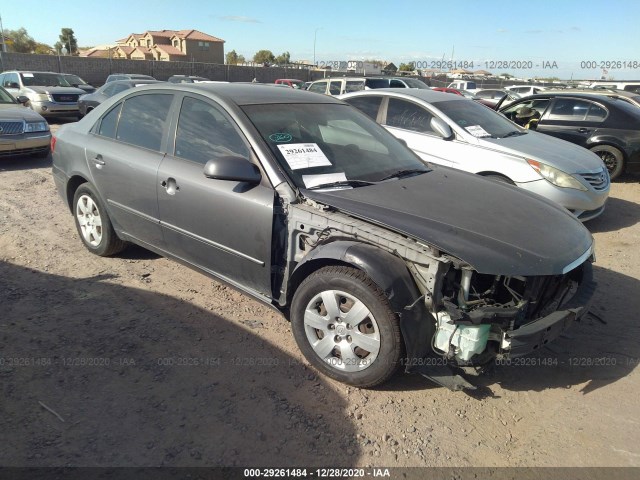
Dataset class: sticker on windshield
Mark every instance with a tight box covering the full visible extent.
[277,143,331,170]
[269,133,293,143]
[22,73,34,77]
[302,172,347,189]
[465,125,491,138]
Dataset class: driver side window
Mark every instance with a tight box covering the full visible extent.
[174,96,251,164]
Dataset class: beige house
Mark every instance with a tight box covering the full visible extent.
[114,29,224,63]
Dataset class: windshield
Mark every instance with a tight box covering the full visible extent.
[433,99,522,138]
[242,103,429,189]
[20,72,68,87]
[65,75,87,85]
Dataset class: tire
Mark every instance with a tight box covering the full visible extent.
[590,145,625,180]
[72,183,126,256]
[483,174,515,185]
[290,266,404,388]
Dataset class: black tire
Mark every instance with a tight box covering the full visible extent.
[290,266,403,388]
[72,183,126,256]
[590,145,625,181]
[484,174,515,185]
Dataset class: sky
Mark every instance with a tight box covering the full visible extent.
[3,0,640,80]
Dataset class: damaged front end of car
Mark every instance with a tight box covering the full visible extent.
[277,192,596,391]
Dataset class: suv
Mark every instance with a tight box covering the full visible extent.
[105,73,156,83]
[0,70,87,118]
[307,77,391,96]
[167,75,210,83]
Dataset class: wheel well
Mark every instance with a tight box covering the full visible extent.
[86,106,94,112]
[588,142,628,160]
[66,175,89,212]
[286,258,355,308]
[477,171,513,181]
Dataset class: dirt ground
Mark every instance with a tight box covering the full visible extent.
[1,120,639,470]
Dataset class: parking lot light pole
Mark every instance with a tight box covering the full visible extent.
[313,27,322,67]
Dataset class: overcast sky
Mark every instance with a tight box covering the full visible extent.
[3,0,640,80]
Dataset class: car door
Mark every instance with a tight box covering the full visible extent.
[83,92,174,248]
[380,97,456,167]
[156,94,275,297]
[537,98,607,147]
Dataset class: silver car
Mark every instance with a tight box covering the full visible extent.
[341,89,609,221]
[51,84,596,390]
[0,85,50,158]
[0,71,86,119]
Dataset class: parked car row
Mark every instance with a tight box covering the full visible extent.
[51,83,598,390]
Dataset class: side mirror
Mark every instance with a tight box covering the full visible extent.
[203,156,262,184]
[7,82,19,89]
[16,96,30,105]
[430,117,455,141]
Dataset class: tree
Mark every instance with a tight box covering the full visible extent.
[226,49,239,65]
[253,49,275,66]
[56,28,78,55]
[237,54,246,64]
[500,73,513,79]
[33,42,54,55]
[275,51,291,65]
[398,62,415,72]
[4,28,36,53]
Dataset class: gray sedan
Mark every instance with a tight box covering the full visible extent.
[340,89,609,221]
[51,83,596,389]
[78,79,161,117]
[0,85,50,158]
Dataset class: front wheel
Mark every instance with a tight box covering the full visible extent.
[290,266,403,388]
[590,145,624,180]
[73,183,126,256]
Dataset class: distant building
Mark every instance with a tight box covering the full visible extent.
[104,29,224,63]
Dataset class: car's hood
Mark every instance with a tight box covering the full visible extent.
[0,105,46,121]
[302,167,593,276]
[26,86,86,95]
[479,130,604,173]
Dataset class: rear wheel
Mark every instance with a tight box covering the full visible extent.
[73,183,126,256]
[291,266,403,388]
[590,145,624,180]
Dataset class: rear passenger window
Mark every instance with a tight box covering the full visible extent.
[345,96,382,121]
[345,81,365,93]
[116,94,173,151]
[548,99,592,121]
[586,103,607,121]
[386,99,434,133]
[329,81,342,95]
[97,103,122,138]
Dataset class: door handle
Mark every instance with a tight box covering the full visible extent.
[161,177,179,195]
[92,154,105,168]
[578,128,590,133]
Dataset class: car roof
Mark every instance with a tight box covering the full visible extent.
[3,70,60,74]
[341,88,469,103]
[133,82,344,105]
[544,88,640,98]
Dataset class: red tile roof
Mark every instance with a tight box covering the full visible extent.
[153,44,187,56]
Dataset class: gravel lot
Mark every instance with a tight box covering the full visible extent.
[1,120,639,469]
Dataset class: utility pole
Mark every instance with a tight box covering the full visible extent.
[0,15,7,53]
